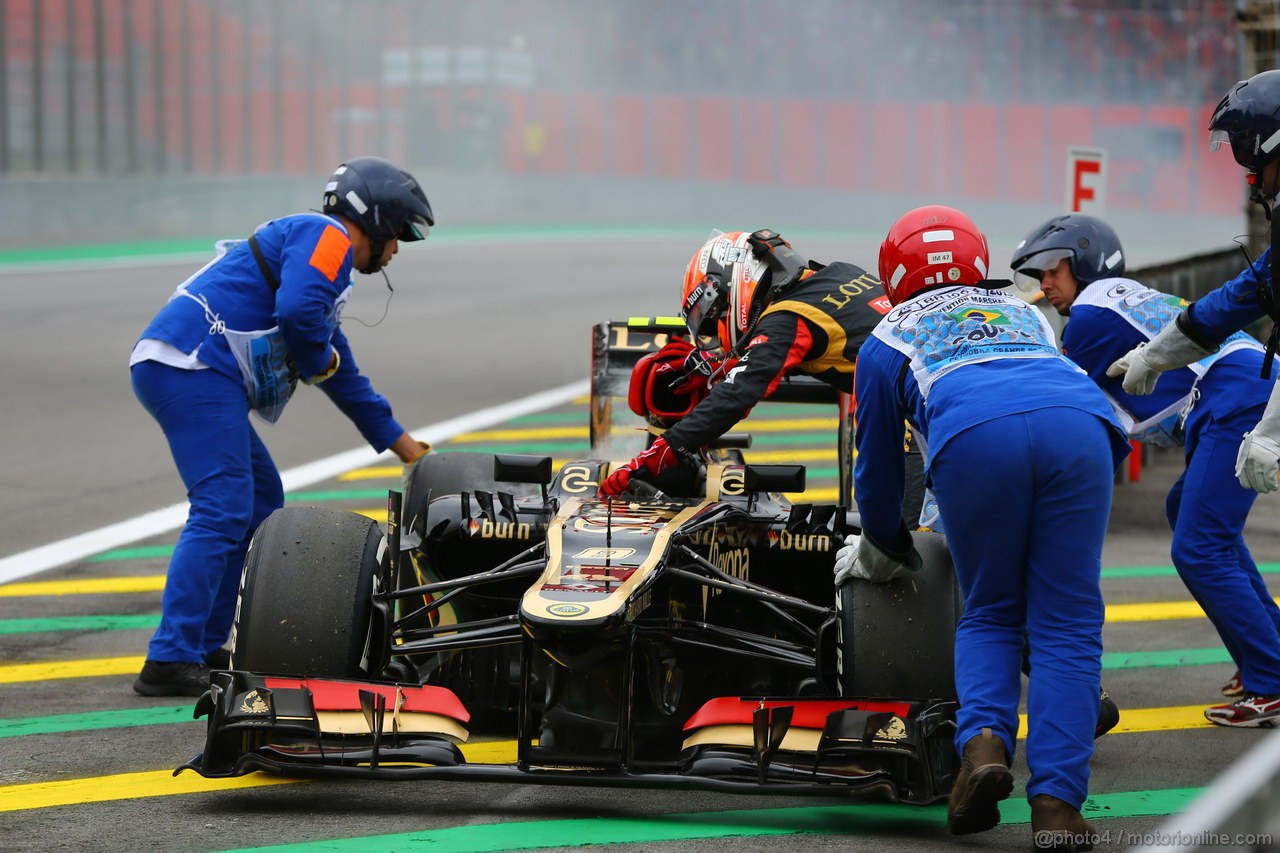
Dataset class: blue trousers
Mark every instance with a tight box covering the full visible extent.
[930,408,1114,809]
[131,361,283,663]
[1169,406,1280,696]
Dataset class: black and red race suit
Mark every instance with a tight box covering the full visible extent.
[661,261,890,455]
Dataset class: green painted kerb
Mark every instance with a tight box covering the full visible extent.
[222,787,1201,852]
[0,705,193,739]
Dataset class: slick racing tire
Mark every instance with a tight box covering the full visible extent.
[837,530,960,701]
[231,507,384,679]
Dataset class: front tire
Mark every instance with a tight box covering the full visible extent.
[231,507,385,678]
[837,531,960,700]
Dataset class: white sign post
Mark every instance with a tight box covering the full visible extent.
[1066,146,1108,214]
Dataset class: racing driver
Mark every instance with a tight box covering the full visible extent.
[598,229,887,497]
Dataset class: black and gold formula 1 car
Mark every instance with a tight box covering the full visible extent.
[178,319,962,804]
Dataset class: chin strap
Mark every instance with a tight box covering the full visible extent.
[359,239,387,275]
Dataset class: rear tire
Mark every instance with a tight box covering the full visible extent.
[231,507,384,678]
[837,531,960,700]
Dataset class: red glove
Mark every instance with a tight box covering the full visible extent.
[599,437,681,497]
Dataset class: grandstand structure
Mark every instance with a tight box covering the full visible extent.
[0,1,1257,217]
[0,1,1274,258]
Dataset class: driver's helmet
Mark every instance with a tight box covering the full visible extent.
[680,231,772,352]
[878,205,990,306]
[1209,70,1280,182]
[1010,213,1125,289]
[323,156,434,247]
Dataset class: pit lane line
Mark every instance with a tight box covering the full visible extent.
[0,381,589,585]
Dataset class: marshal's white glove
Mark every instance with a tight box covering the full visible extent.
[1105,317,1216,396]
[834,534,918,584]
[1237,387,1280,494]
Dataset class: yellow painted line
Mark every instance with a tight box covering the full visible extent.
[448,418,839,444]
[0,740,518,812]
[0,576,166,597]
[341,458,581,482]
[0,656,144,683]
[338,449,837,482]
[1019,704,1212,735]
[735,418,839,433]
[340,465,405,480]
[451,426,587,442]
[1106,598,1280,623]
[784,487,839,503]
[1110,705,1215,734]
[0,769,297,812]
[353,508,384,521]
[742,449,838,464]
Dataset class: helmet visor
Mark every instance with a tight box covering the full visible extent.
[1208,128,1231,154]
[1012,247,1072,292]
[683,276,724,340]
[397,214,431,242]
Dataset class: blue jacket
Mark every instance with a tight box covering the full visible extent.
[853,286,1128,554]
[136,213,405,451]
[1062,277,1273,458]
[1188,247,1272,340]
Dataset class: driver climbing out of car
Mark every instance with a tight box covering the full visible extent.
[599,229,888,497]
[844,206,1129,851]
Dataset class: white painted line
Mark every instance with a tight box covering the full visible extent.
[0,380,588,585]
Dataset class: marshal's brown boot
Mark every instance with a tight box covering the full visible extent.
[947,728,1013,835]
[1030,794,1097,851]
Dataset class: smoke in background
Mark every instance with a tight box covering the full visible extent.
[0,0,1259,260]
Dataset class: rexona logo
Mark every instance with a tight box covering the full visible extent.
[708,539,749,597]
[546,603,588,617]
[766,530,832,551]
[467,519,532,539]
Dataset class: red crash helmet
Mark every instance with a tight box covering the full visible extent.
[878,205,991,306]
[680,231,771,352]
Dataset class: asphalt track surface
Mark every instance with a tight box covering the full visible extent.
[2,232,1279,852]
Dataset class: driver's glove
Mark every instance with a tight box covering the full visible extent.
[834,534,919,584]
[1237,385,1280,493]
[599,437,680,497]
[1105,315,1216,396]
